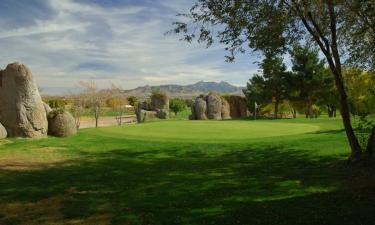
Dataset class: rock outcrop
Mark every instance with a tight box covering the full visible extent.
[190,94,247,120]
[47,110,77,137]
[0,123,7,139]
[43,102,52,115]
[225,96,247,118]
[0,63,48,138]
[221,98,231,120]
[207,93,222,120]
[151,94,169,119]
[192,96,208,120]
[136,105,158,123]
[190,93,227,120]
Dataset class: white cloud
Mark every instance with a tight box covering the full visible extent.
[0,0,258,95]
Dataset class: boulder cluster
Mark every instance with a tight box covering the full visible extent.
[189,93,247,120]
[0,62,77,139]
[225,95,248,118]
[136,94,169,123]
[151,93,169,119]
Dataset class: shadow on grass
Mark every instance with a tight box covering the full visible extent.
[312,129,346,135]
[0,143,374,225]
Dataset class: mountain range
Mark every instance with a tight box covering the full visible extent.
[124,81,245,99]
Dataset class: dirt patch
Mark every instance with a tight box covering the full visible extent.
[0,192,113,225]
[79,116,136,129]
[0,147,70,171]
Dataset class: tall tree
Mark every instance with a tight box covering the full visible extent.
[343,68,375,117]
[315,68,339,118]
[171,0,375,161]
[78,81,107,128]
[244,74,267,113]
[344,1,375,70]
[245,54,290,118]
[289,44,326,118]
[262,54,290,118]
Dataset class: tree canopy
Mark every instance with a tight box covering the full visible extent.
[171,0,375,161]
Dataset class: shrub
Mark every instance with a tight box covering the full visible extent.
[169,98,187,115]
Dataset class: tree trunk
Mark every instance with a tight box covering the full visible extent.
[119,109,123,126]
[274,100,279,119]
[333,69,362,161]
[94,106,99,128]
[298,1,362,161]
[327,1,362,161]
[306,101,313,119]
[327,105,333,118]
[333,108,336,117]
[291,108,297,118]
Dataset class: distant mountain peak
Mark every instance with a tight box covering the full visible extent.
[124,81,244,99]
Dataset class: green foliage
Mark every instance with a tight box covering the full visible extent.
[354,116,375,150]
[171,1,374,67]
[169,98,187,115]
[344,2,375,70]
[244,54,291,117]
[315,68,340,117]
[127,96,138,106]
[288,44,331,118]
[171,0,374,155]
[48,99,67,109]
[312,105,322,118]
[343,68,375,116]
[244,74,266,111]
[47,108,65,120]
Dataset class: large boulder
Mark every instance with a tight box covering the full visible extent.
[140,101,152,111]
[221,98,231,120]
[43,102,52,115]
[193,97,207,120]
[206,93,222,120]
[47,110,77,137]
[226,96,247,118]
[0,123,7,139]
[156,109,169,119]
[136,103,158,123]
[0,63,48,138]
[136,109,157,123]
[151,93,169,119]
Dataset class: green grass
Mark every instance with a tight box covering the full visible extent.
[0,117,374,225]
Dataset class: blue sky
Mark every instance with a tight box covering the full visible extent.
[0,0,260,94]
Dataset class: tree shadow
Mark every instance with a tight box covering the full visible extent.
[311,129,346,134]
[0,142,374,225]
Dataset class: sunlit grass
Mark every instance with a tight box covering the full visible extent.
[0,117,374,225]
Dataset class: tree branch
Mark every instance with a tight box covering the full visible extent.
[307,12,330,52]
[327,0,341,73]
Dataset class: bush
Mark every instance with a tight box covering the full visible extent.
[48,99,67,109]
[169,98,187,115]
[127,96,138,106]
[47,108,65,119]
[354,116,375,150]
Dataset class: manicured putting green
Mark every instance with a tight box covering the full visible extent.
[93,120,320,142]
